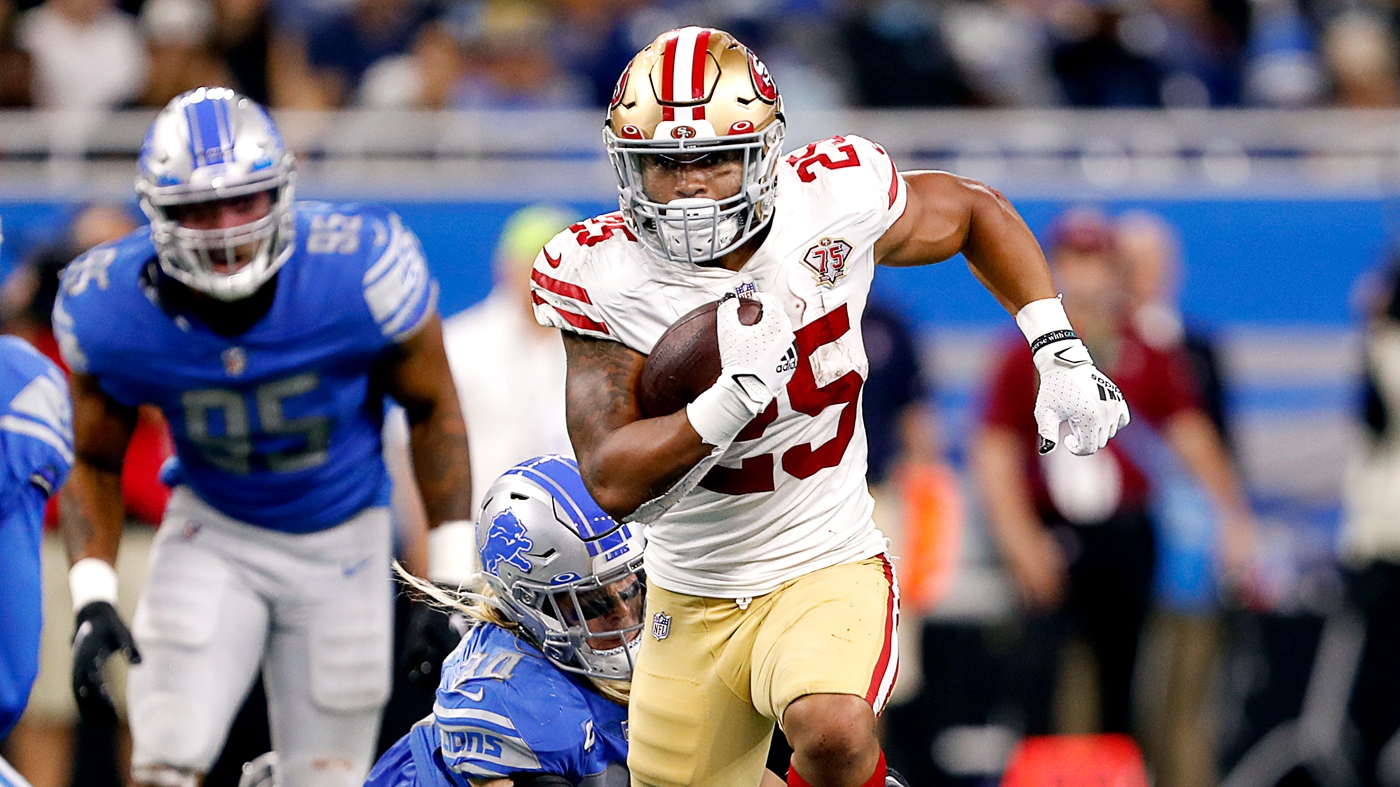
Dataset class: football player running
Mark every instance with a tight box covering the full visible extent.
[366,455,785,787]
[56,88,474,787]
[0,335,73,787]
[529,27,1131,787]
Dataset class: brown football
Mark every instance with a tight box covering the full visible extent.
[637,297,763,419]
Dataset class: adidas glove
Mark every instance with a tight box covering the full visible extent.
[686,292,797,448]
[632,293,797,525]
[1017,297,1131,456]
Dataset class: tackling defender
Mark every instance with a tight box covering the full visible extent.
[368,455,644,787]
[55,88,474,787]
[530,27,1131,787]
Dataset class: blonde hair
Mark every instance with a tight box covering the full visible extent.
[393,561,631,706]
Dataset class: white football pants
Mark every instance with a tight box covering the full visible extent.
[127,487,392,787]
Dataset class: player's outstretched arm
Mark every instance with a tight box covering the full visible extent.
[62,371,142,724]
[876,171,1130,455]
[875,171,1056,311]
[60,373,133,567]
[378,317,474,576]
[562,333,713,521]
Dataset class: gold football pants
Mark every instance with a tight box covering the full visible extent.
[628,556,899,787]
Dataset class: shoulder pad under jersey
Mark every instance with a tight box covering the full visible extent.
[295,201,439,344]
[528,213,643,343]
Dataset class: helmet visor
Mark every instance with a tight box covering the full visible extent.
[633,149,748,204]
[552,569,646,652]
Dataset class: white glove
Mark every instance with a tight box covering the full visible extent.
[1017,297,1130,456]
[686,292,797,447]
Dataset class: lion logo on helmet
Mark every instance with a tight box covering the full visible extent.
[481,509,535,574]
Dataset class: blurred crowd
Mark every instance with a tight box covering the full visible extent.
[0,0,1396,113]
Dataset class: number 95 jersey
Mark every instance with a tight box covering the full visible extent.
[52,202,438,533]
[531,134,907,598]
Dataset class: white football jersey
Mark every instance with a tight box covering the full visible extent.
[531,134,909,598]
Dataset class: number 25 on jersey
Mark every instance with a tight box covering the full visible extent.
[701,304,862,495]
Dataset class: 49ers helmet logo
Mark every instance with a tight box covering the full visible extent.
[671,125,697,139]
[610,67,630,109]
[748,50,778,103]
[802,237,853,287]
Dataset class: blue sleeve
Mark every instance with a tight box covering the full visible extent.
[355,207,438,345]
[52,243,125,377]
[434,668,590,781]
[0,339,73,494]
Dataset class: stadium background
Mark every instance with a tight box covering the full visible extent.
[1,0,1397,784]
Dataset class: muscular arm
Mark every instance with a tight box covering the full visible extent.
[563,333,712,520]
[380,317,473,527]
[60,372,137,567]
[875,171,1057,314]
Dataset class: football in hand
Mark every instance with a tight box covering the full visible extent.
[637,297,763,419]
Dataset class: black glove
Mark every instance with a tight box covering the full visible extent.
[71,600,141,725]
[511,774,575,787]
[399,599,464,689]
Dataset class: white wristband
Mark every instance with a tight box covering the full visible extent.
[69,557,118,612]
[686,374,768,448]
[1015,296,1075,348]
[427,519,478,587]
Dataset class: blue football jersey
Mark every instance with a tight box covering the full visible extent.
[52,202,437,532]
[0,336,71,739]
[368,622,628,787]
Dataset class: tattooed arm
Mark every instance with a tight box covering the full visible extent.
[382,316,474,688]
[563,333,712,520]
[63,372,142,723]
[61,372,136,567]
[381,316,474,527]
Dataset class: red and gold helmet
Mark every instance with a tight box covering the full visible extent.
[604,27,785,264]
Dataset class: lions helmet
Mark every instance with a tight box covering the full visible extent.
[604,27,785,265]
[478,455,646,680]
[137,87,295,301]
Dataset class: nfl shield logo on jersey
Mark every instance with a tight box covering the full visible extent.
[651,611,671,641]
[221,347,247,377]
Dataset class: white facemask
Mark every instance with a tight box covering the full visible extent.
[582,629,644,678]
[657,197,741,263]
